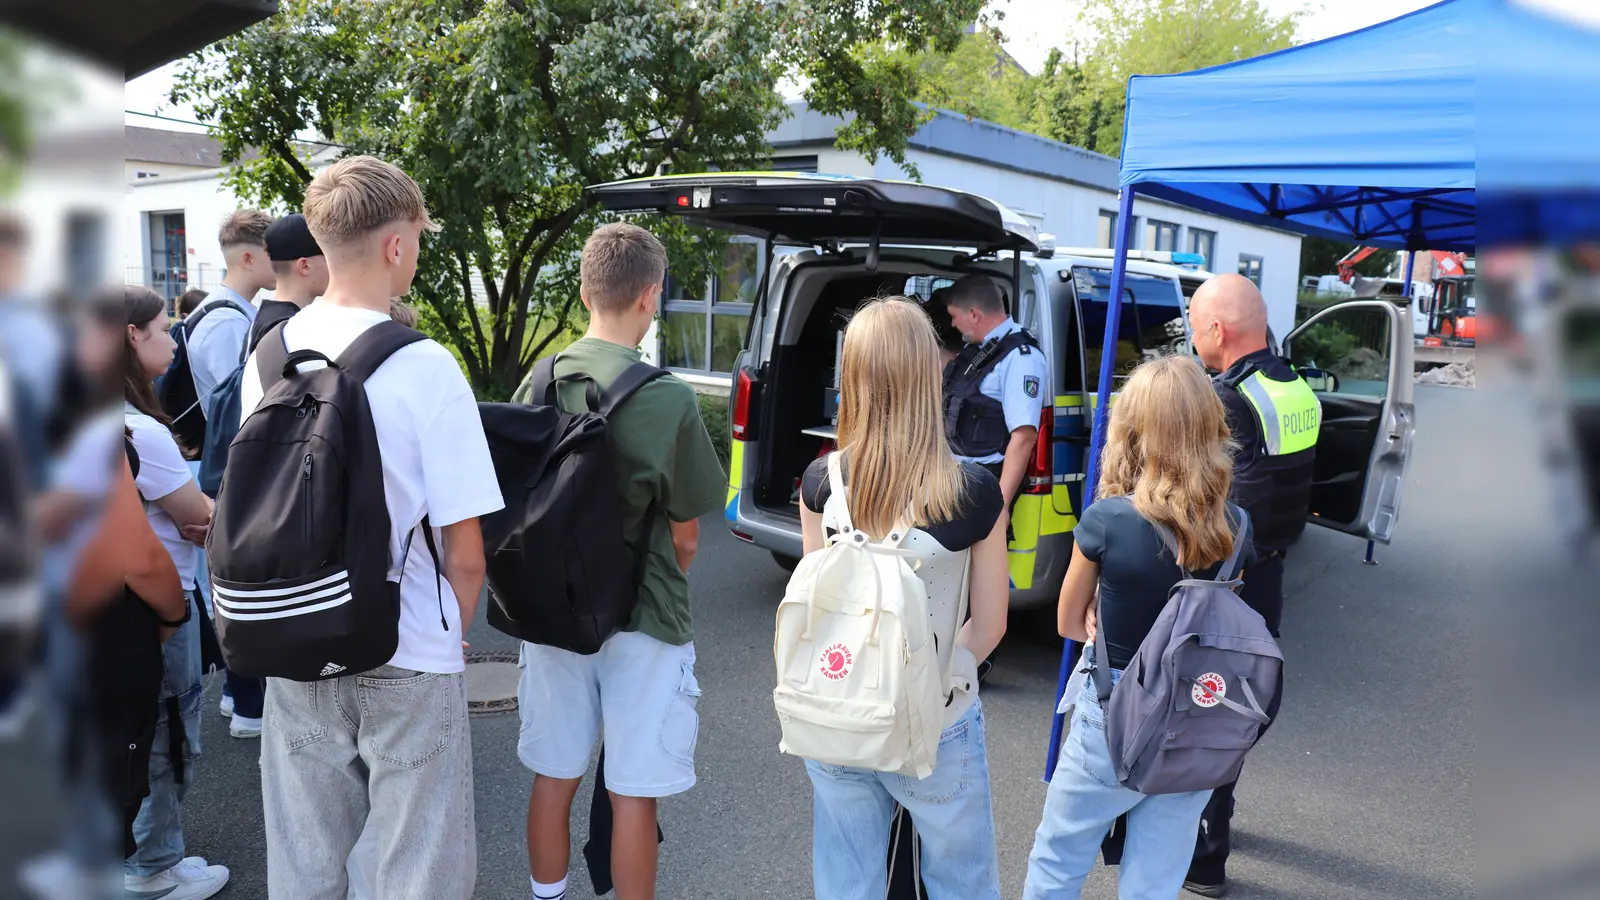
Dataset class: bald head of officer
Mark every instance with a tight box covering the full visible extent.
[1187,273,1270,374]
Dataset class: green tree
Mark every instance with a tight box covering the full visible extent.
[172,0,984,399]
[1023,0,1302,156]
[903,28,1031,129]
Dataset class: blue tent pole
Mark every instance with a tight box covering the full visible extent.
[1044,185,1138,782]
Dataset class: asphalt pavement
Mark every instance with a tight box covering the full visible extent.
[6,386,1477,899]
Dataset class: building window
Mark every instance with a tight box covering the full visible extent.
[1146,219,1179,252]
[1097,210,1119,249]
[146,211,188,304]
[1238,254,1264,287]
[1188,229,1216,269]
[660,240,760,375]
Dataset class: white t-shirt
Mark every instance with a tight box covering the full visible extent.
[239,301,504,674]
[124,410,199,590]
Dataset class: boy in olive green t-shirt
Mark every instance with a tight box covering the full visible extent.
[513,223,725,900]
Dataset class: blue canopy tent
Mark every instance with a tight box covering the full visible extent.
[1045,0,1489,778]
[1478,2,1600,245]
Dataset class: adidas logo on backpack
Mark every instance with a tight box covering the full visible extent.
[208,320,440,682]
[771,454,946,779]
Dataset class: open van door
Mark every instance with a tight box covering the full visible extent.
[1282,300,1415,542]
[588,173,1037,254]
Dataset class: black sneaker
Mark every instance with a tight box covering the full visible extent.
[1183,878,1227,897]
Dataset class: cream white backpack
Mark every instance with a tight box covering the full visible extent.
[772,454,950,779]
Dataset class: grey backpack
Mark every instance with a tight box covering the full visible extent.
[1092,516,1283,795]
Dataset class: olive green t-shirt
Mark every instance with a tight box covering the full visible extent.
[512,337,725,646]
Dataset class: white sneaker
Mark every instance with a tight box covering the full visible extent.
[124,857,230,900]
[229,713,262,739]
[218,693,234,718]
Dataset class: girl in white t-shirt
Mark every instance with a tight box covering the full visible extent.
[122,285,231,900]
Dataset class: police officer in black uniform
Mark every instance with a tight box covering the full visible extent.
[941,274,1047,682]
[1183,273,1321,897]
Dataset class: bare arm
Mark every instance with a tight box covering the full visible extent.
[152,480,213,530]
[958,514,1009,662]
[1057,543,1100,642]
[440,519,487,634]
[669,517,700,574]
[998,425,1038,506]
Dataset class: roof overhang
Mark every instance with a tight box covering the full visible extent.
[1,0,278,81]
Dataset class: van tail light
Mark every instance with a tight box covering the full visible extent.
[731,367,753,441]
[1024,406,1053,495]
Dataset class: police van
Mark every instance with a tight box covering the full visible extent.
[590,173,1416,609]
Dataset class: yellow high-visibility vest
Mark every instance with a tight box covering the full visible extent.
[1236,371,1321,455]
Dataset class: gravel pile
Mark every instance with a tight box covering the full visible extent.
[1415,361,1476,387]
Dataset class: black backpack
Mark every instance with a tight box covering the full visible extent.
[156,298,246,451]
[207,319,439,681]
[479,357,665,654]
[196,300,300,497]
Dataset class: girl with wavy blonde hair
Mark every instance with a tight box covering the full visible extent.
[797,296,1010,900]
[1024,355,1254,900]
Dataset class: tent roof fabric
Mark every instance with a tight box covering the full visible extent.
[1118,0,1480,251]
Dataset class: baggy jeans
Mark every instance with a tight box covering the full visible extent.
[1024,676,1213,899]
[260,666,475,900]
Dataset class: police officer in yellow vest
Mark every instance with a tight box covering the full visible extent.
[1184,273,1320,897]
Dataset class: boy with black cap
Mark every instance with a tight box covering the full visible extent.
[255,213,328,346]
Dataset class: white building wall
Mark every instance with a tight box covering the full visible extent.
[126,161,213,182]
[124,168,269,296]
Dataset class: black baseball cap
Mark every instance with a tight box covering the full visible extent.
[265,213,323,261]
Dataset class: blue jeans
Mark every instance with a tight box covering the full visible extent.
[127,591,204,876]
[1024,675,1213,900]
[805,700,1000,900]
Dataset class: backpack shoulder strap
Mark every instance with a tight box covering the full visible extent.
[598,362,668,417]
[1149,521,1189,576]
[248,303,298,355]
[524,356,558,406]
[335,320,428,382]
[254,322,292,394]
[824,452,855,535]
[1151,517,1247,583]
[1217,508,1249,581]
[185,298,246,336]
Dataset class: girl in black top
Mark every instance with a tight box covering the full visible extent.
[796,296,1010,900]
[1024,355,1253,900]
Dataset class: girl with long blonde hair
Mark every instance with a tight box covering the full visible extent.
[797,296,1009,900]
[1024,355,1254,900]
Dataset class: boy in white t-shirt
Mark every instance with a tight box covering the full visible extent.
[239,156,503,900]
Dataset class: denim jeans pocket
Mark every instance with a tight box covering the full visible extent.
[1064,712,1121,789]
[658,660,701,766]
[271,680,327,752]
[893,717,971,804]
[358,670,453,770]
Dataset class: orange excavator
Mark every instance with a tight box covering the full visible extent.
[1337,248,1475,345]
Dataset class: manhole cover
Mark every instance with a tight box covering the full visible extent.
[464,649,520,716]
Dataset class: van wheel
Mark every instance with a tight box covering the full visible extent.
[771,552,801,573]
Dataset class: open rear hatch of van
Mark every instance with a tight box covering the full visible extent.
[588,174,1038,528]
[588,173,1038,254]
